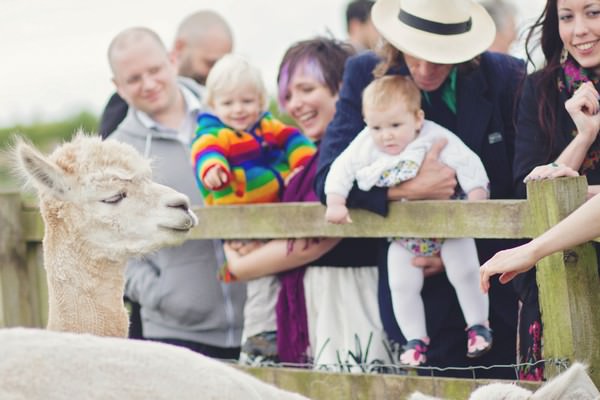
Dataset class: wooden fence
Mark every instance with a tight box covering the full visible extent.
[1,176,599,398]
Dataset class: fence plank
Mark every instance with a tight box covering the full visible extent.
[0,192,38,327]
[526,176,600,385]
[19,199,535,241]
[241,366,541,399]
[27,243,47,327]
[181,200,533,240]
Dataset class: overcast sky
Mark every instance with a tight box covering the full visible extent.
[0,0,543,127]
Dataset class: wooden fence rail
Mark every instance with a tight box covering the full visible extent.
[1,176,599,398]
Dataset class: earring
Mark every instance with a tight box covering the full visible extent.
[560,47,569,65]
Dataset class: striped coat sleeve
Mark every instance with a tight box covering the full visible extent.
[262,115,316,170]
[190,113,232,192]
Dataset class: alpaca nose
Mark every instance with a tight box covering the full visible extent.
[166,194,191,212]
[164,192,198,228]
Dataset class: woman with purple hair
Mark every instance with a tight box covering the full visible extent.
[223,37,392,371]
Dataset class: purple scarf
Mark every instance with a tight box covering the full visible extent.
[275,150,319,364]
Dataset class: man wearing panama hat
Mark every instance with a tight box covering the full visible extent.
[316,0,526,379]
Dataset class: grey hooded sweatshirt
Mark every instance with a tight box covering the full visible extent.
[110,78,246,348]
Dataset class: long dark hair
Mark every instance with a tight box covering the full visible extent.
[524,0,562,152]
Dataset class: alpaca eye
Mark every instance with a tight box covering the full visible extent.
[101,192,127,204]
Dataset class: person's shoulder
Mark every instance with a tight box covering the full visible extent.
[99,93,129,139]
[177,77,204,100]
[517,70,545,99]
[478,51,526,76]
[421,119,456,138]
[523,69,545,85]
[109,126,133,147]
[197,112,224,129]
[345,51,381,74]
[109,121,134,142]
[475,52,526,93]
[108,113,147,143]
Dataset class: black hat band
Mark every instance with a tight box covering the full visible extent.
[398,9,472,35]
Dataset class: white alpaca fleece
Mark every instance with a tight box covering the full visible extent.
[408,393,444,400]
[0,328,309,400]
[410,362,600,400]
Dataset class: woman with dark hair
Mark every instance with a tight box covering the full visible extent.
[515,0,600,194]
[223,37,390,371]
[315,0,526,379]
[510,0,600,381]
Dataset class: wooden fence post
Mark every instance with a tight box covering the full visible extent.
[0,192,38,327]
[526,176,600,385]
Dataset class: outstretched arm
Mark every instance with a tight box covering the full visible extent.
[480,193,600,293]
[223,238,341,281]
[190,114,233,190]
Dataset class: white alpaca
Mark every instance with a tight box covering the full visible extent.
[14,133,198,337]
[7,134,309,400]
[0,328,308,400]
[408,362,600,400]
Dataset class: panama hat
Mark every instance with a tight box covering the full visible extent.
[371,0,496,64]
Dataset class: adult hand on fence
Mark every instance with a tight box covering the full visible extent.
[479,242,537,293]
[524,162,579,183]
[388,138,456,201]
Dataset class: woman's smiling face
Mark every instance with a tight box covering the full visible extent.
[558,0,600,73]
[282,71,337,142]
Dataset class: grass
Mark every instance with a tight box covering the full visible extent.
[0,111,99,190]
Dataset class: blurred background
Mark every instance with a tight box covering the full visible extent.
[0,0,544,190]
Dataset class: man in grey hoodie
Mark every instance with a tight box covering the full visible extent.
[107,27,246,359]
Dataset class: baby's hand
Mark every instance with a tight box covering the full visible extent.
[325,204,352,224]
[467,187,488,201]
[203,166,229,190]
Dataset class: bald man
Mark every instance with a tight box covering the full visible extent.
[100,10,233,139]
[172,10,233,85]
[108,27,246,359]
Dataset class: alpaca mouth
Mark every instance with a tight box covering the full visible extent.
[159,209,198,232]
[161,225,192,232]
[160,220,194,232]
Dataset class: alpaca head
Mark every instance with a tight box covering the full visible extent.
[13,132,197,262]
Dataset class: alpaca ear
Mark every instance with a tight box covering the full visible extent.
[15,141,70,198]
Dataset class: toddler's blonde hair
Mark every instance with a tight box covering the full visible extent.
[205,54,268,110]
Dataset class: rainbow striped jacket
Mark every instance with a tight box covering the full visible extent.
[191,112,316,205]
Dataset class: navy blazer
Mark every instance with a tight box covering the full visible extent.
[316,51,526,378]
